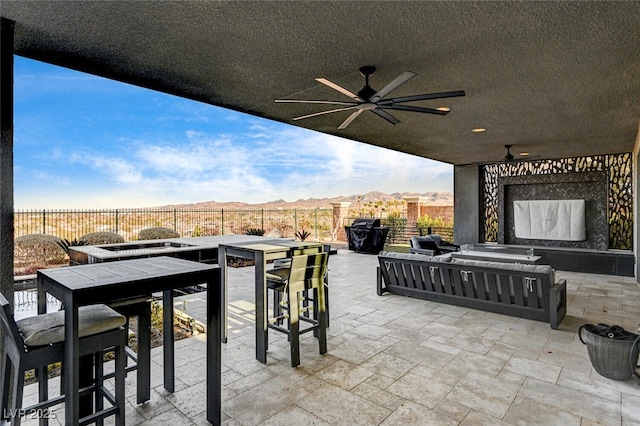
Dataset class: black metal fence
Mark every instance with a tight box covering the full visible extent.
[15,208,455,246]
[15,208,335,242]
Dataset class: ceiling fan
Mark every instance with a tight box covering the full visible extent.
[275,66,465,130]
[482,145,538,165]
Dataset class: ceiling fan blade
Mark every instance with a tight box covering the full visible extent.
[315,78,363,101]
[379,90,466,105]
[380,104,449,115]
[371,108,400,125]
[370,71,416,102]
[338,109,365,130]
[292,106,358,121]
[275,99,357,106]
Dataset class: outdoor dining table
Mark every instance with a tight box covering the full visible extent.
[36,256,222,425]
[218,240,323,363]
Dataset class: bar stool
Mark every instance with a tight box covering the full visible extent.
[266,252,329,367]
[270,245,331,327]
[107,296,153,403]
[0,293,127,425]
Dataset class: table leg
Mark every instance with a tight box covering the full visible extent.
[36,277,46,315]
[163,290,175,393]
[137,302,151,403]
[206,268,222,426]
[255,251,268,363]
[220,246,228,343]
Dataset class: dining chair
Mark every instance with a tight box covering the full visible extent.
[266,252,329,367]
[0,293,127,426]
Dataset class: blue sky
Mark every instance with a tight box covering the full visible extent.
[13,57,453,209]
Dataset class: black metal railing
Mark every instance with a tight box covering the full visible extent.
[15,208,335,242]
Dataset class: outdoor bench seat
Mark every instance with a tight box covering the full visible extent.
[376,251,567,329]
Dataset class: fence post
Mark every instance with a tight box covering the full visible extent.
[314,209,318,240]
[221,209,224,234]
[42,209,46,234]
[294,209,298,233]
[115,209,119,234]
[261,209,264,231]
[173,209,177,232]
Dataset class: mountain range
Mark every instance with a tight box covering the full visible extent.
[161,191,453,210]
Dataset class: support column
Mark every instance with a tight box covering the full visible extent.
[403,196,424,234]
[0,18,15,360]
[453,165,482,245]
[330,202,351,242]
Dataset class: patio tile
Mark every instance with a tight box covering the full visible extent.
[443,370,520,419]
[381,401,459,425]
[20,250,640,425]
[314,359,375,390]
[502,396,581,425]
[296,384,391,426]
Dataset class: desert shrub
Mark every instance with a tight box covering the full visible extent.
[79,232,125,245]
[14,262,48,276]
[138,227,180,240]
[245,228,265,236]
[191,224,219,237]
[14,234,66,268]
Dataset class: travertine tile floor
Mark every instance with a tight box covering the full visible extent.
[20,250,640,425]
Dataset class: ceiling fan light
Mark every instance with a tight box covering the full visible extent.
[472,128,486,133]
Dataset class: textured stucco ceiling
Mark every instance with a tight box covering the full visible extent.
[2,1,640,166]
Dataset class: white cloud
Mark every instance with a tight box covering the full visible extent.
[78,124,451,206]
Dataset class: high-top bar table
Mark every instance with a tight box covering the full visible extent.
[37,257,222,425]
[218,240,323,362]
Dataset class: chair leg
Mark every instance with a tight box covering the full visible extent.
[0,353,10,421]
[94,351,104,426]
[316,284,327,355]
[288,290,301,368]
[115,340,125,426]
[37,364,50,426]
[11,359,24,426]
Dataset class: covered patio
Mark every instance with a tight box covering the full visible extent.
[2,2,640,424]
[20,249,640,424]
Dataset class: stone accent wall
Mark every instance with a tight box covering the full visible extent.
[482,153,633,250]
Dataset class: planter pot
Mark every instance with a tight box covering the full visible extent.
[579,324,640,381]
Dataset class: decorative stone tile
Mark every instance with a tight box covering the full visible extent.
[445,370,520,418]
[260,405,332,426]
[386,372,452,409]
[296,384,391,426]
[504,356,562,383]
[503,395,581,425]
[352,381,407,411]
[381,401,459,426]
[519,377,622,425]
[360,351,417,380]
[314,359,374,390]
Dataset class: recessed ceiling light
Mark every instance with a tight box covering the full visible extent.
[520,152,530,157]
[436,107,450,112]
[472,128,486,133]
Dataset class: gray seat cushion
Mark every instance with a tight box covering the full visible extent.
[17,304,126,347]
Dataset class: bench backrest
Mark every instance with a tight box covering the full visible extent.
[378,252,555,311]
